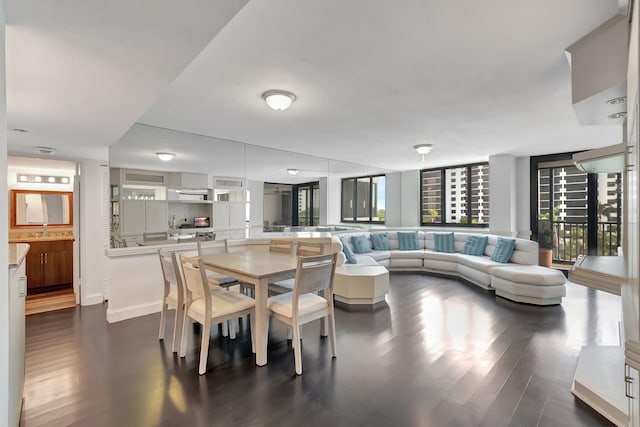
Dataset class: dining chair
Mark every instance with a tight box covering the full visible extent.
[267,252,338,375]
[268,241,326,294]
[269,238,295,255]
[158,249,184,353]
[178,254,256,375]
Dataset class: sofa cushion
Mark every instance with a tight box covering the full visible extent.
[491,265,566,286]
[423,250,458,263]
[491,238,516,263]
[351,235,372,254]
[463,235,488,256]
[398,231,420,250]
[367,251,391,262]
[434,232,455,253]
[340,237,358,264]
[391,249,424,259]
[371,232,392,250]
[457,254,505,274]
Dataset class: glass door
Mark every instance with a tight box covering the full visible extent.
[293,182,319,226]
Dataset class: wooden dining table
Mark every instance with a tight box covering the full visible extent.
[198,249,298,366]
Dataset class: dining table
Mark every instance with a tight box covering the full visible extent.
[198,249,298,366]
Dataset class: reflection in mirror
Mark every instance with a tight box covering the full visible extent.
[12,190,73,226]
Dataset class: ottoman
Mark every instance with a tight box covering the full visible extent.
[491,265,566,305]
[334,265,389,306]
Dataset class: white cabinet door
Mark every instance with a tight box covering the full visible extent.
[145,202,168,232]
[121,201,146,233]
[213,202,230,230]
[229,202,246,229]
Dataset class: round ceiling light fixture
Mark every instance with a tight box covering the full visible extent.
[608,112,627,119]
[156,152,175,161]
[414,144,433,161]
[287,168,299,176]
[262,90,296,111]
[606,96,627,105]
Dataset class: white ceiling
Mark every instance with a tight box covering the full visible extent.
[5,0,624,174]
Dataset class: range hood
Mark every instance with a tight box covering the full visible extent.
[573,142,626,173]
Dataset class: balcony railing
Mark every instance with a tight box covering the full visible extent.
[552,221,620,263]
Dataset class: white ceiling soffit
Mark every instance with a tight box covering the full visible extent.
[5,0,249,160]
[140,0,622,171]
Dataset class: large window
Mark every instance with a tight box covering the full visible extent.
[293,182,320,226]
[420,163,490,226]
[341,175,385,223]
[532,153,622,263]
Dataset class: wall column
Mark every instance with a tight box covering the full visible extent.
[489,154,518,236]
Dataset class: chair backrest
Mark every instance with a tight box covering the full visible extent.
[197,240,226,257]
[158,249,183,302]
[296,241,327,256]
[292,253,337,303]
[225,238,251,252]
[144,232,168,241]
[178,254,208,301]
[270,238,295,255]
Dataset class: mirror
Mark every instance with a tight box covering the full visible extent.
[11,190,73,227]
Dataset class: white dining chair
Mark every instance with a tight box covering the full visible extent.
[268,240,326,294]
[158,249,184,353]
[267,252,338,375]
[178,254,256,375]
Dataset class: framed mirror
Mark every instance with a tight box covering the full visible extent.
[11,190,73,227]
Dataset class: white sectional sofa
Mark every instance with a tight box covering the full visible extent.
[332,230,566,305]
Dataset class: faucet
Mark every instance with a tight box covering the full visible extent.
[43,223,47,238]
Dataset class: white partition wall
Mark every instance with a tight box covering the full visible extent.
[489,154,518,236]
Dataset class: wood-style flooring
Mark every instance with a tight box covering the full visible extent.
[25,288,76,316]
[21,274,617,426]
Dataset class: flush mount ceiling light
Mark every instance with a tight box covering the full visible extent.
[36,146,56,155]
[414,144,433,161]
[262,90,296,111]
[287,168,299,176]
[606,96,627,105]
[156,152,175,161]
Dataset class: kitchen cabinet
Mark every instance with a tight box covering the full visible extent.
[121,201,168,233]
[168,172,208,189]
[24,240,73,292]
[213,201,247,239]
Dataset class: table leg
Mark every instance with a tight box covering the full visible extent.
[254,278,269,366]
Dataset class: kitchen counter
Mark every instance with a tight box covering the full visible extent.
[9,236,75,243]
[9,243,30,266]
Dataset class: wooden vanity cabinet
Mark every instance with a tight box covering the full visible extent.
[25,240,73,292]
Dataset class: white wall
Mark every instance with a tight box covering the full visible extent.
[400,170,420,226]
[318,176,328,225]
[489,154,517,236]
[516,156,531,238]
[327,174,342,224]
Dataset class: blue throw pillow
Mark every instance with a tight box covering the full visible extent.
[340,237,357,264]
[434,232,455,253]
[398,231,420,250]
[463,235,488,256]
[491,238,516,263]
[351,235,372,254]
[370,233,392,250]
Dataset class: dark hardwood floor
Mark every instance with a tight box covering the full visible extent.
[21,274,617,426]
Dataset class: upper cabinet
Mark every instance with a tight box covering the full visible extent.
[168,172,208,189]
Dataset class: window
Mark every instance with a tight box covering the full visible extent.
[293,182,320,226]
[341,175,385,223]
[420,163,489,226]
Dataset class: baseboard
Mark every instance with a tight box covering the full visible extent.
[82,293,105,306]
[106,300,162,323]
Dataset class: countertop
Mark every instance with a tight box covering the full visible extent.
[9,236,75,243]
[9,243,30,266]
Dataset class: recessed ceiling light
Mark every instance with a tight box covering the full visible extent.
[156,152,175,161]
[287,168,299,176]
[262,90,296,111]
[606,96,627,105]
[608,112,627,119]
[36,146,56,155]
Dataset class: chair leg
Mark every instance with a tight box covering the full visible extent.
[320,317,328,337]
[171,304,184,353]
[222,321,229,337]
[179,315,190,358]
[328,313,337,359]
[158,302,167,340]
[250,313,256,354]
[229,319,237,340]
[199,319,212,375]
[292,321,303,375]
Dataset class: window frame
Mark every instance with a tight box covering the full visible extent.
[341,174,385,224]
[419,161,490,228]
